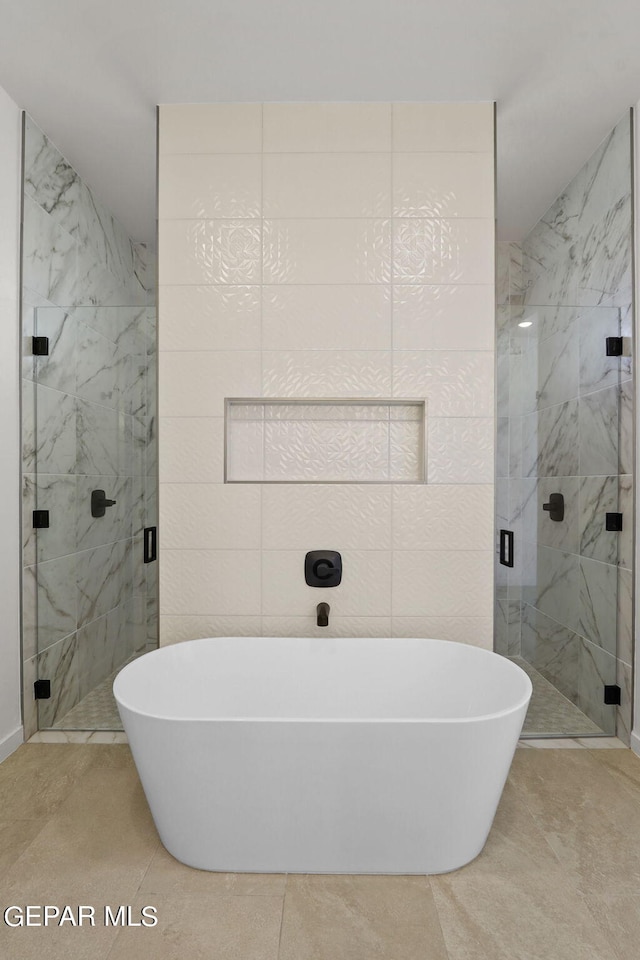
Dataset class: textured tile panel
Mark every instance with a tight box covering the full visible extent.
[392,485,493,550]
[262,284,391,352]
[159,285,261,352]
[392,283,494,351]
[263,219,391,284]
[393,218,494,284]
[159,154,262,219]
[159,219,262,285]
[262,484,392,550]
[427,418,494,483]
[393,152,494,218]
[392,551,493,617]
[393,351,494,416]
[262,350,392,398]
[263,153,391,218]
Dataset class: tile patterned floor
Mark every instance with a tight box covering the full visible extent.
[514,657,604,737]
[50,648,155,731]
[0,743,639,959]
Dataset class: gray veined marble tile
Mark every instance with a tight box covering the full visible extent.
[578,306,622,396]
[535,305,581,342]
[496,354,509,418]
[22,196,78,305]
[619,378,633,476]
[24,115,81,217]
[577,638,617,734]
[33,307,77,395]
[575,115,633,309]
[496,417,510,479]
[121,353,147,419]
[496,242,511,305]
[36,632,81,728]
[616,659,632,746]
[507,599,522,656]
[133,241,157,297]
[494,598,509,655]
[76,398,128,476]
[33,553,78,654]
[76,539,133,629]
[76,475,134,551]
[617,566,633,667]
[578,386,618,477]
[536,321,579,411]
[521,603,580,703]
[24,474,77,564]
[617,475,632,570]
[535,545,580,634]
[579,476,619,564]
[76,320,120,409]
[578,557,617,655]
[146,596,159,645]
[524,400,579,479]
[117,305,149,354]
[27,383,77,475]
[508,353,525,416]
[76,613,109,699]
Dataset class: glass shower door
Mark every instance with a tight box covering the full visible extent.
[496,303,627,737]
[29,304,158,730]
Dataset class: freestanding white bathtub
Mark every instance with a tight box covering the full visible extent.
[114,637,531,874]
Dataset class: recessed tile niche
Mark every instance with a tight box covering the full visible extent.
[225,399,426,483]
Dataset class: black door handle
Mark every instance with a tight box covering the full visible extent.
[542,493,564,522]
[91,489,117,518]
[499,529,514,568]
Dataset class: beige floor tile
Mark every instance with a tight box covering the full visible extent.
[576,737,628,749]
[0,921,119,960]
[585,747,640,800]
[57,745,153,825]
[431,870,612,960]
[0,811,159,903]
[0,820,46,872]
[107,894,283,960]
[279,874,448,960]
[509,748,640,897]
[0,744,96,819]
[453,781,561,878]
[138,842,286,898]
[581,891,640,960]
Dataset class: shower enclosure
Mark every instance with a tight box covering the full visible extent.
[21,115,157,735]
[496,302,631,737]
[495,110,634,739]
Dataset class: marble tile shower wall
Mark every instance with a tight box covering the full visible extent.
[496,111,634,741]
[21,116,157,736]
[158,102,495,646]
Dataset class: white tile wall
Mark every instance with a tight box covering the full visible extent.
[262,285,391,351]
[263,103,392,153]
[159,103,495,645]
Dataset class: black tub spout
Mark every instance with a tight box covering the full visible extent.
[316,602,330,627]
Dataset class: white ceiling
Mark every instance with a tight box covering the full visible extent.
[1,0,639,242]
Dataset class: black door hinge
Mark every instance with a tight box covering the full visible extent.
[605,337,623,356]
[605,513,623,531]
[604,684,621,706]
[33,510,50,529]
[34,679,51,700]
[32,336,49,356]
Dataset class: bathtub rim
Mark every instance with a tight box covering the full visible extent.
[113,636,533,726]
